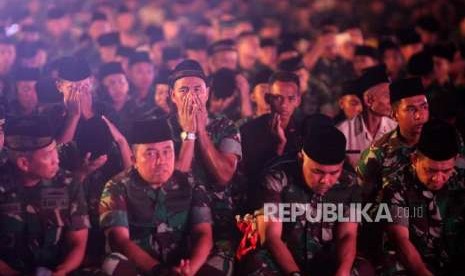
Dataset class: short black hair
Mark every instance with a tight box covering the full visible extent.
[268,71,300,90]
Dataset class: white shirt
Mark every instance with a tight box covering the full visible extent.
[337,115,397,168]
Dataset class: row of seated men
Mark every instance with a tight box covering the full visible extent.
[0,58,464,276]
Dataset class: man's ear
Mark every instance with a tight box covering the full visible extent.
[16,156,29,172]
[338,98,344,109]
[410,152,418,167]
[363,92,371,107]
[56,80,63,93]
[250,90,257,103]
[298,150,303,161]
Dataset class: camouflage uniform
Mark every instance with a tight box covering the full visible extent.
[242,160,370,276]
[381,166,465,276]
[357,128,415,203]
[356,128,415,267]
[0,162,90,274]
[99,168,214,272]
[168,113,242,275]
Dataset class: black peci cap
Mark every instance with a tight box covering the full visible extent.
[302,126,346,165]
[130,118,173,145]
[417,119,458,161]
[58,56,92,82]
[389,77,425,104]
[168,59,207,87]
[5,116,54,151]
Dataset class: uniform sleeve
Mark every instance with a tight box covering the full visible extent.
[218,119,242,160]
[261,170,288,205]
[356,146,384,201]
[189,179,213,225]
[99,180,129,229]
[382,180,409,227]
[68,179,91,231]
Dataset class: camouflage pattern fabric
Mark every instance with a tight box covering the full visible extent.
[242,160,364,275]
[0,162,90,274]
[99,168,212,267]
[168,113,242,275]
[357,128,415,203]
[381,166,465,276]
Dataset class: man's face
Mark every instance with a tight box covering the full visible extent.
[268,81,300,119]
[238,36,260,60]
[383,49,404,76]
[210,50,238,72]
[89,20,112,41]
[150,41,165,66]
[433,56,450,82]
[394,95,429,138]
[116,13,135,32]
[258,46,277,67]
[0,44,16,74]
[154,84,170,110]
[301,152,344,195]
[46,17,71,38]
[171,76,209,109]
[413,154,455,191]
[134,141,175,186]
[365,83,391,117]
[24,141,60,180]
[339,94,362,120]
[16,81,38,112]
[353,55,378,76]
[163,20,180,41]
[99,46,117,63]
[322,34,338,59]
[129,62,155,92]
[103,73,129,103]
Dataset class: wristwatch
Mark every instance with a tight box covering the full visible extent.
[181,131,196,141]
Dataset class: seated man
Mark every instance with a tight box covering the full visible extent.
[241,71,303,212]
[0,116,89,275]
[243,126,373,276]
[337,65,397,169]
[99,118,214,276]
[168,59,242,275]
[382,119,465,276]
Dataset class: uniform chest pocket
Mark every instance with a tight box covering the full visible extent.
[40,188,70,228]
[40,188,69,210]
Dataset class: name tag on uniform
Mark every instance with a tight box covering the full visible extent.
[41,188,69,210]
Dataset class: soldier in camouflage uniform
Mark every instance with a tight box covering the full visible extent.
[357,77,429,203]
[382,120,465,276]
[0,116,90,275]
[99,118,215,276]
[356,77,429,267]
[167,60,242,275]
[242,126,373,276]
